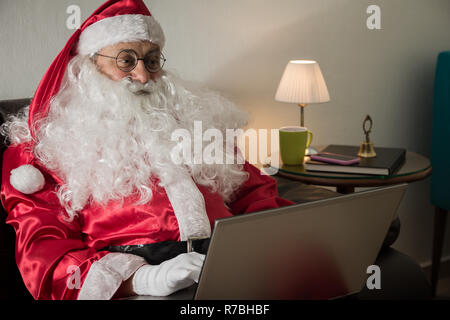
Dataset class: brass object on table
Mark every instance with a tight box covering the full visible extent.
[358,115,377,158]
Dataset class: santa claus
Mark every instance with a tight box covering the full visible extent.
[1,0,293,300]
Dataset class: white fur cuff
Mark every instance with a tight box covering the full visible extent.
[10,165,45,194]
[77,14,165,55]
[78,253,147,300]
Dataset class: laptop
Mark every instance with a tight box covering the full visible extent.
[130,184,407,300]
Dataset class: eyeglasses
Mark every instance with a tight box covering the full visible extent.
[94,49,166,73]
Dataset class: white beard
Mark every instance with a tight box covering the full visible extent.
[6,55,250,225]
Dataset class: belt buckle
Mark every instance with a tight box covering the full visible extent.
[187,236,208,253]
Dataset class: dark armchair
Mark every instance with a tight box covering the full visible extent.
[0,98,32,299]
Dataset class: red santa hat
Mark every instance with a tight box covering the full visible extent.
[12,0,165,195]
[28,0,164,139]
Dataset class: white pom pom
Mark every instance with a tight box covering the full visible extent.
[10,165,46,194]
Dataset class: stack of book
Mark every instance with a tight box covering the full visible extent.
[305,145,406,175]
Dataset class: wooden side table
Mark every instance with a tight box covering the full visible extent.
[264,150,432,194]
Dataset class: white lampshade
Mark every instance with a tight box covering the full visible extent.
[275,60,330,104]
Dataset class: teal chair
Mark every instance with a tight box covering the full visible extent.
[430,51,450,296]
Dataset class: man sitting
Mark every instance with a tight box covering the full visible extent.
[0,0,293,300]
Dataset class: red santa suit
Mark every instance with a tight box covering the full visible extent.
[1,0,294,300]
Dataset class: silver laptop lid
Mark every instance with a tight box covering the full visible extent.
[195,184,407,300]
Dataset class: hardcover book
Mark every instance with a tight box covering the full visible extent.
[305,145,406,176]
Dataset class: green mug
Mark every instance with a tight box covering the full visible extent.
[279,126,313,165]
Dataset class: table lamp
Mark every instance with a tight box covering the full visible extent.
[275,60,330,155]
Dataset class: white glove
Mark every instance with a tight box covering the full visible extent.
[132,252,205,297]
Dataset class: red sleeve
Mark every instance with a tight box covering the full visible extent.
[228,161,295,215]
[1,144,108,300]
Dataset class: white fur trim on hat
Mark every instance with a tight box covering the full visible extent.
[77,14,165,55]
[10,165,46,194]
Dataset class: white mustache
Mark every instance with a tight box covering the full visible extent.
[120,77,153,95]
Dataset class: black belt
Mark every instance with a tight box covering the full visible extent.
[105,237,211,265]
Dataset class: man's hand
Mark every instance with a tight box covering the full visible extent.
[132,252,205,297]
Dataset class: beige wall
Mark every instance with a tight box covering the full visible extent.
[1,0,450,266]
